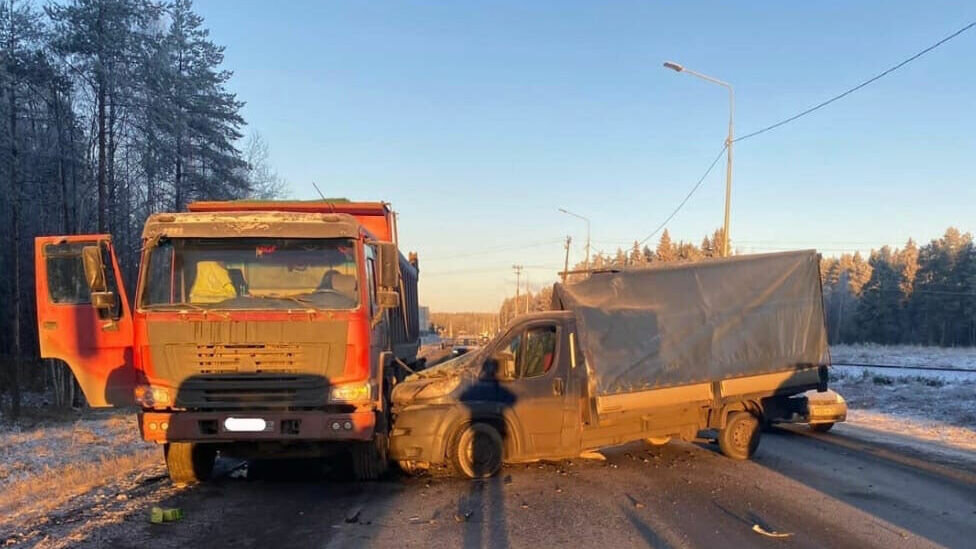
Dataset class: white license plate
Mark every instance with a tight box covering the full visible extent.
[223,417,270,432]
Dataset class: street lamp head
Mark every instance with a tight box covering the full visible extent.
[663,61,684,72]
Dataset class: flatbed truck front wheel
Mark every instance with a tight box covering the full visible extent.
[164,442,216,485]
[718,411,761,460]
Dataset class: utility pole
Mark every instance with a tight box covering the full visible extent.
[525,272,530,314]
[562,235,572,283]
[558,208,591,269]
[512,264,523,321]
[663,61,734,257]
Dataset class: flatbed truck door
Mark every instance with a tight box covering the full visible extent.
[34,235,135,407]
[499,322,579,457]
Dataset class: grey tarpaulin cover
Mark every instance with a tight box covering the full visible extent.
[552,250,829,396]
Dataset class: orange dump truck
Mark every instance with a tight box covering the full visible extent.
[35,200,421,481]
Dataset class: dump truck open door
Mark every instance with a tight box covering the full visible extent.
[35,235,135,407]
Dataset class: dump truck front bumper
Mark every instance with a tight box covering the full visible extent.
[139,410,376,444]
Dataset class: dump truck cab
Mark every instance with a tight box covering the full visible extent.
[35,200,421,482]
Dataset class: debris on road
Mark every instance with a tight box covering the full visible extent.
[454,510,473,523]
[150,507,183,524]
[344,506,362,524]
[752,524,793,538]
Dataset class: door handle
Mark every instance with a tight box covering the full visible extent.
[553,378,564,396]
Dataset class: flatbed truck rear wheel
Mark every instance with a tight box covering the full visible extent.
[165,442,216,484]
[718,412,761,460]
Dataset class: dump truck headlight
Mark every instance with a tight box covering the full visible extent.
[134,385,172,408]
[329,382,371,403]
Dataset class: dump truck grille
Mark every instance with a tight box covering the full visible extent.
[195,344,303,374]
[174,374,328,410]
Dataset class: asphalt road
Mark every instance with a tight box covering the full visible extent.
[30,423,974,549]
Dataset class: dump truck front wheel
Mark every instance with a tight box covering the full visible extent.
[164,442,216,484]
[451,422,504,479]
[351,433,389,481]
[718,412,760,460]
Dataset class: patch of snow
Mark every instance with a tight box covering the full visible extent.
[0,412,153,493]
[837,409,976,457]
[830,343,976,369]
[830,369,974,428]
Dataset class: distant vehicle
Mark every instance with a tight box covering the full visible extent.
[450,344,479,358]
[390,251,846,478]
[450,336,481,357]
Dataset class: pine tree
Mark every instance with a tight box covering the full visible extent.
[656,229,676,262]
[163,0,248,208]
[47,0,151,232]
[613,247,627,267]
[641,244,654,263]
[629,241,643,265]
[712,228,727,257]
[701,235,714,258]
[856,247,901,343]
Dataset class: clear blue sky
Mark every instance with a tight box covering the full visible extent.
[196,0,975,312]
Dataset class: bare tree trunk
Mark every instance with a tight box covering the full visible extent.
[97,77,107,233]
[107,93,116,232]
[174,135,182,210]
[8,62,22,420]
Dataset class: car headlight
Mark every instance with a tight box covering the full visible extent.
[330,382,371,403]
[133,385,172,408]
[414,376,461,400]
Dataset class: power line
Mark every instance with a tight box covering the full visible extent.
[637,22,975,251]
[735,20,976,143]
[639,143,727,246]
[422,238,564,262]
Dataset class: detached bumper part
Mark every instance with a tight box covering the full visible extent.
[139,410,376,443]
[806,390,848,424]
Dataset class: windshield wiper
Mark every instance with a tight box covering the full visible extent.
[249,294,317,309]
[144,302,230,318]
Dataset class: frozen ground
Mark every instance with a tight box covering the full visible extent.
[831,343,976,369]
[0,410,160,536]
[828,344,975,430]
[0,344,972,546]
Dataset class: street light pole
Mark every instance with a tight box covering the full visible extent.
[558,208,591,269]
[663,61,734,257]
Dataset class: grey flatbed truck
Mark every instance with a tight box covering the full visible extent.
[390,250,846,478]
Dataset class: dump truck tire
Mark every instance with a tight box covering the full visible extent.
[165,442,216,484]
[809,422,835,433]
[352,434,389,481]
[718,412,760,460]
[451,422,504,479]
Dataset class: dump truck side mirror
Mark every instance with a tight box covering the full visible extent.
[376,289,399,309]
[375,241,399,290]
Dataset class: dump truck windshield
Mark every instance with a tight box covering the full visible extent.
[140,237,360,310]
